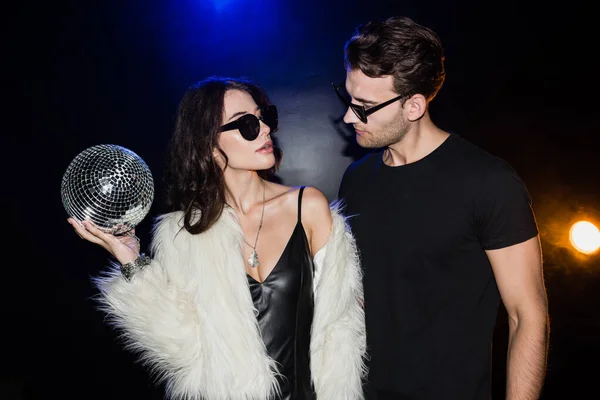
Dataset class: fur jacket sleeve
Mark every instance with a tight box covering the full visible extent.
[93,204,366,400]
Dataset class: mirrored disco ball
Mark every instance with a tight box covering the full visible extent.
[61,144,154,235]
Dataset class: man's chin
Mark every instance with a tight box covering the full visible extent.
[356,135,379,149]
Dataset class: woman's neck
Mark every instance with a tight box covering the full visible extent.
[223,170,266,215]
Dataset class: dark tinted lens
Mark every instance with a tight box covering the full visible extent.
[350,105,368,123]
[237,114,261,141]
[262,105,278,132]
[332,83,367,123]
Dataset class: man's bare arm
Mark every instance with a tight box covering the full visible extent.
[486,236,549,400]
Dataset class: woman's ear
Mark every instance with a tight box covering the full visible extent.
[213,147,226,170]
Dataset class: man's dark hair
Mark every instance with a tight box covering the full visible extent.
[344,16,446,101]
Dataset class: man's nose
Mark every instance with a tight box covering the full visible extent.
[343,107,360,124]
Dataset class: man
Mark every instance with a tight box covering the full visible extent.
[335,16,549,400]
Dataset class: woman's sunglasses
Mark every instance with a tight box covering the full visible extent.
[219,105,278,141]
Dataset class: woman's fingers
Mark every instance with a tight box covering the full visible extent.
[68,218,94,241]
[67,218,110,249]
[81,219,105,237]
[67,218,139,262]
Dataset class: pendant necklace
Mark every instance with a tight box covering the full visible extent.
[244,182,266,268]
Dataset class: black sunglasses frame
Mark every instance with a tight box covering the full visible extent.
[219,105,278,141]
[331,82,404,124]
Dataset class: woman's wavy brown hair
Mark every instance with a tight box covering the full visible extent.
[163,76,282,234]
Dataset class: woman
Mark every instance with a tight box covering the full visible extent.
[67,76,366,400]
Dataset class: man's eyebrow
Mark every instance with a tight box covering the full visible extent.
[354,96,377,105]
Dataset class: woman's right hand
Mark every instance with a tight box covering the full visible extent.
[68,218,140,265]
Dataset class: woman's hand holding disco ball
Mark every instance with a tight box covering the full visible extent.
[61,144,154,266]
[68,218,140,265]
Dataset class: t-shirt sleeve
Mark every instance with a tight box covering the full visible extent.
[337,171,349,201]
[337,163,355,202]
[475,160,539,250]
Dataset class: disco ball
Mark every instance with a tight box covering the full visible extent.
[61,144,154,235]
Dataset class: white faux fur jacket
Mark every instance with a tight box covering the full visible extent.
[93,203,367,400]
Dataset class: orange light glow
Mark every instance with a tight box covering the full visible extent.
[569,221,600,255]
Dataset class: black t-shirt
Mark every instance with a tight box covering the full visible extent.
[338,133,539,400]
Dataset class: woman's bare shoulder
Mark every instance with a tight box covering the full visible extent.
[266,183,329,210]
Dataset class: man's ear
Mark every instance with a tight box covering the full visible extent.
[405,94,427,122]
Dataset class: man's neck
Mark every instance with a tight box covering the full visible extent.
[383,119,449,167]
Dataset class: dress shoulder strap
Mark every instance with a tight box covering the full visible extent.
[297,186,306,222]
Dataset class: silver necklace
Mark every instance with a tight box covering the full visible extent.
[244,183,266,268]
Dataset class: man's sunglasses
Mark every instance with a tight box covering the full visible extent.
[219,105,278,141]
[331,82,404,124]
